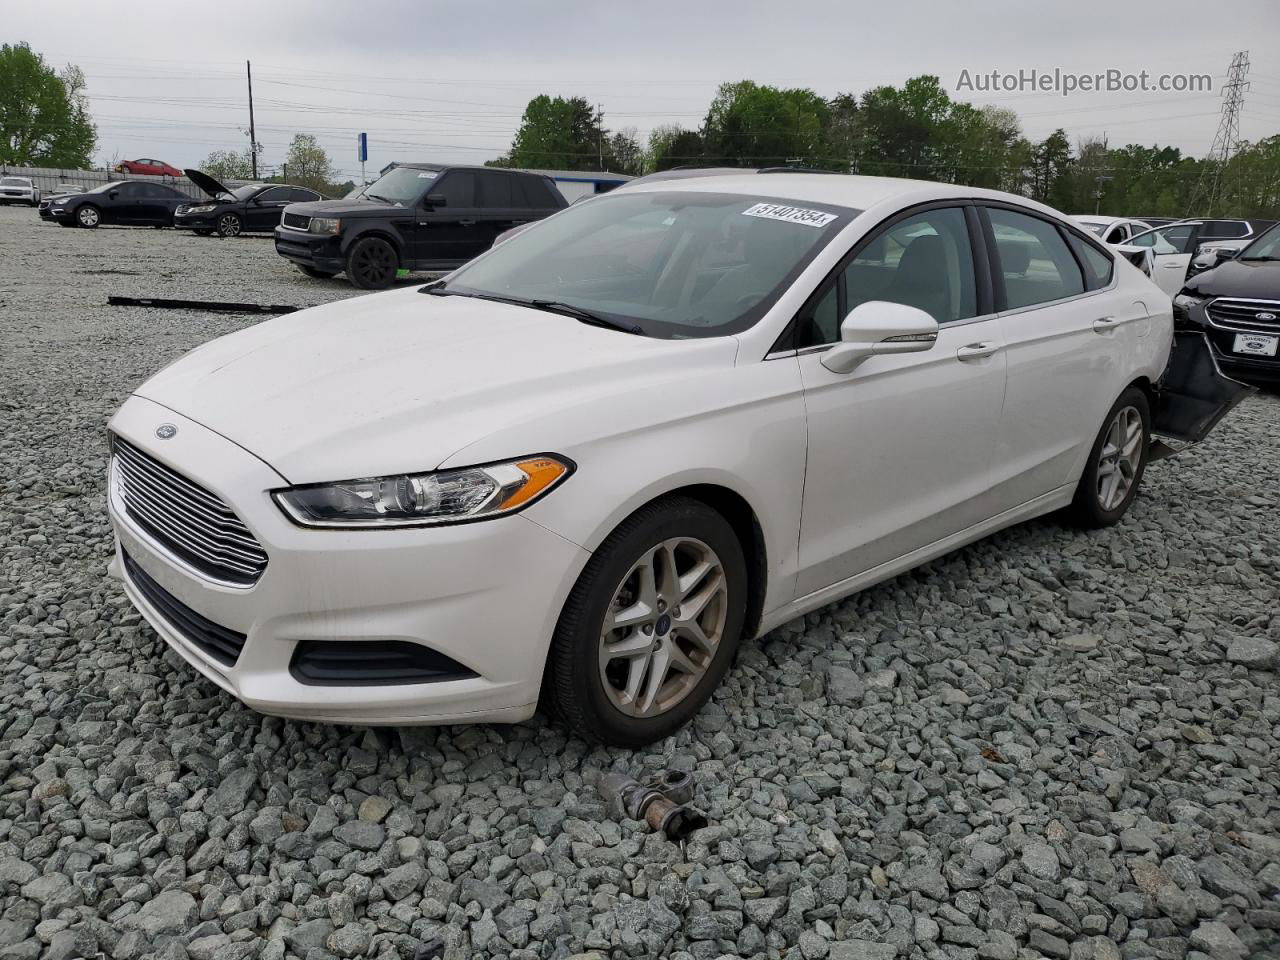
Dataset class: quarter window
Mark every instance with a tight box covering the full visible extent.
[987,208,1084,309]
[1068,233,1115,290]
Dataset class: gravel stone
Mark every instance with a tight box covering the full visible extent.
[2,206,1279,959]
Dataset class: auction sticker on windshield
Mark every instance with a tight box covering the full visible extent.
[742,202,838,228]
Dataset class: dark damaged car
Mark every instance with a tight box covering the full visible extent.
[273,163,567,288]
[1174,222,1280,388]
[175,170,325,238]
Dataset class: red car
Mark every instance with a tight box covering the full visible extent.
[115,158,184,178]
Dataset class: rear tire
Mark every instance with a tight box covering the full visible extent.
[299,265,339,279]
[344,237,399,289]
[77,205,100,228]
[1069,387,1150,528]
[544,496,748,747]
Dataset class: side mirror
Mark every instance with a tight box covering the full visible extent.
[1217,249,1240,264]
[108,191,118,200]
[424,193,447,208]
[821,301,939,374]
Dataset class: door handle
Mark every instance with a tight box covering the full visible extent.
[1092,316,1120,333]
[1161,262,1184,268]
[459,218,477,226]
[956,341,998,360]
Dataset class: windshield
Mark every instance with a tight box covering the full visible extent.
[362,166,439,204]
[440,191,854,339]
[85,182,123,195]
[1077,221,1107,236]
[229,184,260,200]
[1238,222,1280,260]
[1,178,30,187]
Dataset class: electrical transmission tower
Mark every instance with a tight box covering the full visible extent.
[1189,51,1250,217]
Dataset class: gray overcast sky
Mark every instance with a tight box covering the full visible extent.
[8,0,1280,180]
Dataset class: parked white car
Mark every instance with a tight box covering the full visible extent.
[1072,215,1152,246]
[0,176,40,206]
[108,174,1178,745]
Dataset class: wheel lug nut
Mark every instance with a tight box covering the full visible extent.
[671,606,681,617]
[643,624,653,635]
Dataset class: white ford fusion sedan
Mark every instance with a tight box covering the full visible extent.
[108,173,1174,746]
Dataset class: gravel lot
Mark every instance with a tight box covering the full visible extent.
[1,203,1278,960]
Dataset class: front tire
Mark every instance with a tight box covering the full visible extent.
[545,496,748,747]
[77,205,100,228]
[345,237,399,289]
[216,213,242,238]
[1069,387,1150,528]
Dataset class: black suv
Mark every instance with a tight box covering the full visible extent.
[1175,221,1280,387]
[274,163,567,288]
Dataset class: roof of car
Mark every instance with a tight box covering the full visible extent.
[619,172,1067,218]
[1072,215,1135,225]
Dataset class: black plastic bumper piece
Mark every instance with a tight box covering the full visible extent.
[289,640,478,686]
[122,549,246,667]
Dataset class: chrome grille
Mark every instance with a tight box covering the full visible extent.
[112,436,268,586]
[282,212,310,231]
[1206,298,1280,333]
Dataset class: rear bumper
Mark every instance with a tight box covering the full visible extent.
[274,227,344,272]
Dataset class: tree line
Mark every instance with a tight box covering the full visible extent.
[495,77,1280,219]
[4,38,1276,219]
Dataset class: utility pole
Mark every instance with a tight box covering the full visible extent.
[247,60,258,180]
[1189,51,1250,217]
[597,103,604,171]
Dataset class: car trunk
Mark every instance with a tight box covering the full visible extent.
[1150,332,1255,456]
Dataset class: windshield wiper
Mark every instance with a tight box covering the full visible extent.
[364,193,397,205]
[526,299,643,335]
[1238,255,1280,262]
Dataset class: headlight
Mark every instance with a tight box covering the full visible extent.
[308,217,341,235]
[273,456,573,528]
[1173,293,1204,313]
[186,203,216,214]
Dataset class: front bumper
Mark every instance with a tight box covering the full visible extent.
[274,227,345,273]
[1177,302,1280,386]
[173,211,219,230]
[106,395,589,725]
[1,192,36,204]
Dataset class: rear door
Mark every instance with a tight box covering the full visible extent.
[983,204,1142,509]
[475,171,528,250]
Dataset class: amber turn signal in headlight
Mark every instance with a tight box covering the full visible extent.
[273,455,573,528]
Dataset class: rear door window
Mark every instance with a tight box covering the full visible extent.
[987,208,1085,309]
[478,172,517,208]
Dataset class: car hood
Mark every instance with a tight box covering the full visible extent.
[1183,258,1280,299]
[134,286,737,484]
[184,168,235,199]
[282,198,405,219]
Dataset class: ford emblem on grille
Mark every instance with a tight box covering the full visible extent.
[1257,312,1277,321]
[155,423,178,439]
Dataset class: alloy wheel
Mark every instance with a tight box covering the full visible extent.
[218,214,241,237]
[1096,405,1143,511]
[597,536,728,718]
[352,242,395,286]
[78,207,99,227]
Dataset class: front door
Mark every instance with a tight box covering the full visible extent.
[411,171,489,266]
[1129,222,1203,297]
[247,187,292,231]
[794,205,1007,597]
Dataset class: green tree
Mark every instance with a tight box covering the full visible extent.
[648,124,705,171]
[1028,129,1072,207]
[702,80,830,167]
[608,127,645,176]
[504,95,611,170]
[284,134,334,192]
[0,43,96,167]
[200,149,254,181]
